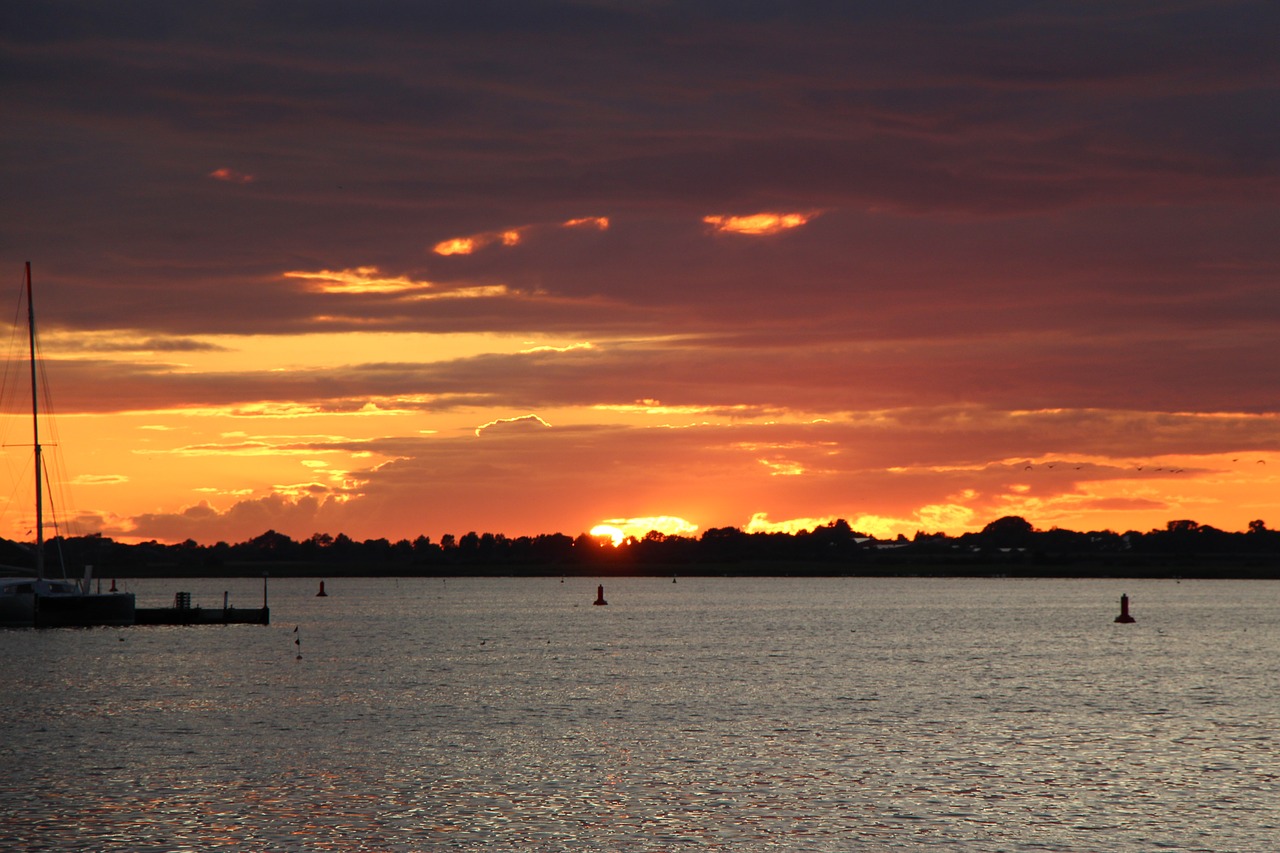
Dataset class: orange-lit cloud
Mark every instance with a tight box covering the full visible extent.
[405,284,513,301]
[170,403,404,420]
[520,342,595,354]
[208,167,254,184]
[594,400,779,418]
[563,216,609,230]
[285,266,428,294]
[272,481,336,499]
[914,503,979,531]
[757,458,807,476]
[150,438,362,459]
[432,237,476,256]
[474,414,552,437]
[703,211,817,235]
[434,216,607,255]
[284,266,515,301]
[745,506,977,540]
[433,228,525,255]
[744,513,840,535]
[61,415,1277,546]
[71,474,129,486]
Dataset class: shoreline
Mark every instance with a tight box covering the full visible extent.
[93,559,1280,581]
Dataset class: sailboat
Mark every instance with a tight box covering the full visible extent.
[0,263,135,627]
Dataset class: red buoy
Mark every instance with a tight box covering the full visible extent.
[1114,593,1135,623]
[317,581,328,597]
[593,584,607,606]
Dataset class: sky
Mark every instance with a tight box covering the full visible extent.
[1,1,1277,547]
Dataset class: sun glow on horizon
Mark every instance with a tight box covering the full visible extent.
[590,524,625,545]
[591,516,699,542]
[7,311,1278,553]
[745,512,838,535]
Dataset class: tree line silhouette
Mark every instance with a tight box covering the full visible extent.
[7,515,1278,579]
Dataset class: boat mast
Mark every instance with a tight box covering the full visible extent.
[26,262,44,581]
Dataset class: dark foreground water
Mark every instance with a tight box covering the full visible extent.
[2,577,1277,851]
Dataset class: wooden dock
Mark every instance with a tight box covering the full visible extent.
[133,587,269,626]
[134,605,269,625]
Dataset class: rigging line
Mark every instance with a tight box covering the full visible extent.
[40,456,69,580]
[0,279,28,447]
[1,270,82,551]
[0,452,35,542]
[0,281,33,539]
[30,293,83,546]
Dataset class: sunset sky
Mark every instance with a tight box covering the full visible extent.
[2,2,1277,547]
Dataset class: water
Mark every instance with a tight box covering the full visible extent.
[2,577,1277,851]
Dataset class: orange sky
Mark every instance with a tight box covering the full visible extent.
[2,4,1277,545]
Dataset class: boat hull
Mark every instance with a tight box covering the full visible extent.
[34,591,136,627]
[0,592,36,628]
[0,584,136,628]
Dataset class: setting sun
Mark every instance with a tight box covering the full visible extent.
[589,524,625,546]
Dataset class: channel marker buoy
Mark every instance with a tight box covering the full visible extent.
[593,584,608,606]
[1114,593,1135,623]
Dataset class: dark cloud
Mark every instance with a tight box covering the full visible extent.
[112,493,334,544]
[40,309,1280,417]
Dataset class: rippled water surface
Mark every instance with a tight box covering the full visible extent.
[3,577,1278,851]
